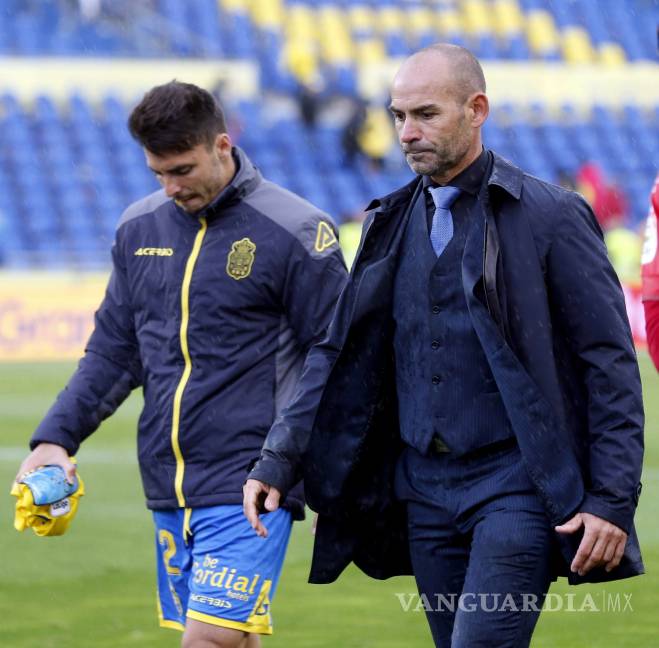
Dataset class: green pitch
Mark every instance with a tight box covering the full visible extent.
[1,356,657,647]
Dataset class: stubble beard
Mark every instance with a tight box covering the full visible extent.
[405,150,458,178]
[405,135,472,179]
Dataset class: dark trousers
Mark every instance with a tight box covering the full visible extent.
[396,443,553,648]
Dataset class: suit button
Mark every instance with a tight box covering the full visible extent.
[431,340,440,350]
[432,375,441,384]
[432,305,440,314]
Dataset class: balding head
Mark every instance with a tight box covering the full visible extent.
[389,44,489,184]
[395,44,486,107]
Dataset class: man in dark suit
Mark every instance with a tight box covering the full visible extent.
[244,44,644,647]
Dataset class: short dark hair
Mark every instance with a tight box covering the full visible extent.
[128,80,227,155]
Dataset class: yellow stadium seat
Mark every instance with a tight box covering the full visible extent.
[318,8,353,65]
[562,26,595,64]
[492,0,524,37]
[377,7,405,35]
[248,0,284,30]
[355,38,386,66]
[436,8,463,37]
[318,5,345,27]
[599,42,627,66]
[285,5,317,42]
[318,6,350,41]
[526,10,560,55]
[406,7,436,35]
[348,5,376,35]
[219,0,249,13]
[462,0,493,36]
[322,39,355,66]
[283,39,319,85]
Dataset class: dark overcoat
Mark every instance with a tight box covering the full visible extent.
[252,152,644,586]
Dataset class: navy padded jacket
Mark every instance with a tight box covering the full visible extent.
[31,148,347,516]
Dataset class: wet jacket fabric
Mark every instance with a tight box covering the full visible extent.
[250,151,644,584]
[31,147,347,517]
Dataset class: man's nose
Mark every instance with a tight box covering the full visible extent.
[399,118,420,143]
[163,176,181,197]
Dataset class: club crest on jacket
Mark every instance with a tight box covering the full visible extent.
[226,237,256,280]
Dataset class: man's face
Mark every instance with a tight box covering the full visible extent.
[145,134,235,214]
[389,54,478,183]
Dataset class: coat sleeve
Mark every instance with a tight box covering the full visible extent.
[546,192,644,533]
[248,337,341,495]
[249,210,386,495]
[30,239,142,455]
[279,213,348,351]
[248,212,349,494]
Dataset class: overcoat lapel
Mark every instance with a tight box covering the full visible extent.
[350,182,424,324]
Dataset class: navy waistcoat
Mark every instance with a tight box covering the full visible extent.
[392,189,514,456]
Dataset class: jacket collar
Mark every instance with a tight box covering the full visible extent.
[365,176,420,214]
[174,146,262,221]
[204,146,262,217]
[487,151,523,200]
[366,149,524,214]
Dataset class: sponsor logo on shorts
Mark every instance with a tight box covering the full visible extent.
[190,594,232,609]
[193,554,261,598]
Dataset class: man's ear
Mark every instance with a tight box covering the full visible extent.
[468,92,489,128]
[214,132,232,157]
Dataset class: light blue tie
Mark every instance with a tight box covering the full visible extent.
[428,185,461,257]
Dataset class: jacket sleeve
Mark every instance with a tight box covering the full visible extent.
[248,336,341,495]
[279,213,348,351]
[249,213,352,494]
[546,192,644,533]
[30,239,142,455]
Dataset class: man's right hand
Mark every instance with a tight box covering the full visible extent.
[15,443,75,485]
[243,479,282,538]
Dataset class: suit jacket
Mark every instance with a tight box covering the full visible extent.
[250,151,644,585]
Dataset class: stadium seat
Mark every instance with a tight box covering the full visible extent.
[437,6,464,40]
[492,0,525,38]
[525,8,561,59]
[248,0,284,30]
[405,7,437,50]
[348,5,377,39]
[318,6,354,67]
[561,26,595,64]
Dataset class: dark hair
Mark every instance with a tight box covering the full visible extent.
[128,80,227,155]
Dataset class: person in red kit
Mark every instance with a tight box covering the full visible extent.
[641,173,659,370]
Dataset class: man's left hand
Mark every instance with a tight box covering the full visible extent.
[555,512,627,576]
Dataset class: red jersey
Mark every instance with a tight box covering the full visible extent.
[641,173,659,370]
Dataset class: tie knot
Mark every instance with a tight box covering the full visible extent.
[429,185,461,210]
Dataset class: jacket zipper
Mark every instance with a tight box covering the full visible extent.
[171,217,207,507]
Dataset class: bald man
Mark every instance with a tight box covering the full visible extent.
[244,45,644,647]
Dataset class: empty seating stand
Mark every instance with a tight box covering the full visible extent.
[0,1,656,268]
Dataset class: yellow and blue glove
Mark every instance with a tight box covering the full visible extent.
[10,463,84,537]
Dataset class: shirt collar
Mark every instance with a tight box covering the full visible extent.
[422,148,489,196]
